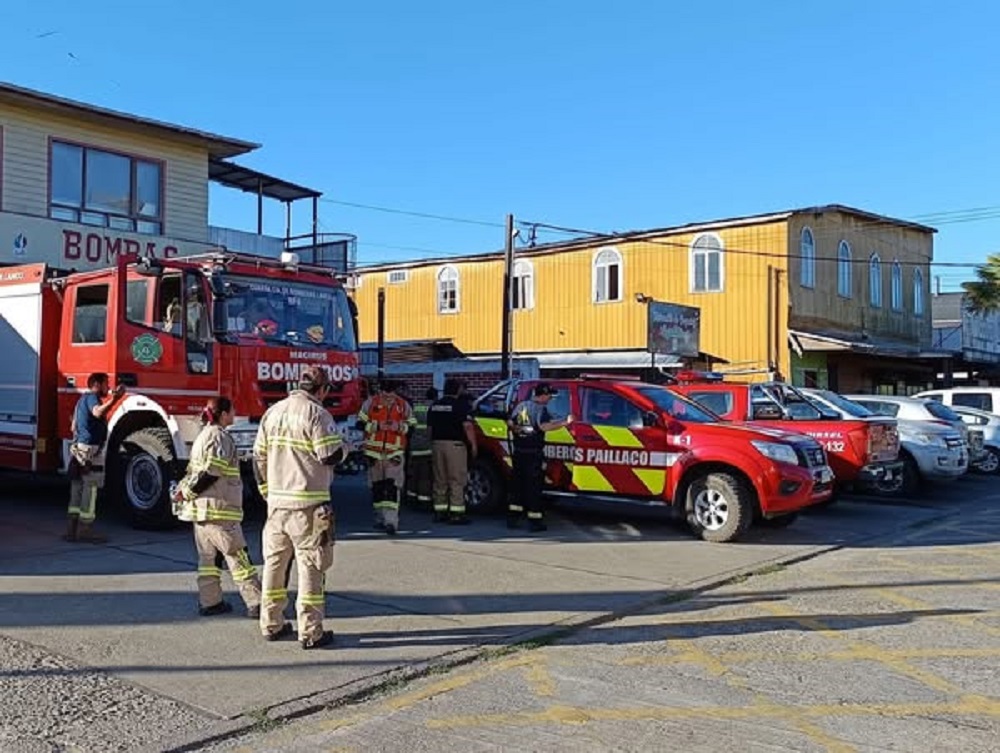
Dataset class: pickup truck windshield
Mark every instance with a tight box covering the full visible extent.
[638,386,720,423]
[812,390,874,418]
[221,276,357,351]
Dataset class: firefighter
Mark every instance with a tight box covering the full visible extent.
[357,379,416,536]
[429,380,477,524]
[173,397,262,618]
[64,373,125,544]
[254,365,345,650]
[507,383,573,532]
[404,387,437,509]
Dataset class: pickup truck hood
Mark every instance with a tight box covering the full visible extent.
[894,418,962,442]
[690,421,817,445]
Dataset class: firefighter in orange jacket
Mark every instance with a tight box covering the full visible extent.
[357,379,416,536]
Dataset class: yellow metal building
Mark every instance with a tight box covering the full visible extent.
[354,205,936,390]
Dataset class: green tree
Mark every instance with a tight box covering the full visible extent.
[962,253,1000,314]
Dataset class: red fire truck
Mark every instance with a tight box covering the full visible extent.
[0,251,361,527]
[466,376,834,543]
[669,372,901,492]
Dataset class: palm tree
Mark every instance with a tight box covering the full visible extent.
[962,253,1000,313]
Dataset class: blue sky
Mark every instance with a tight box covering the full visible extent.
[5,0,998,288]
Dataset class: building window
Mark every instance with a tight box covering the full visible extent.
[437,265,459,313]
[49,141,163,235]
[690,233,724,293]
[388,270,409,284]
[593,247,622,303]
[891,260,903,311]
[869,253,882,308]
[800,227,815,288]
[512,259,534,310]
[837,241,852,298]
[914,268,925,317]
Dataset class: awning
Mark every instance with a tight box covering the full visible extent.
[209,159,321,202]
[788,330,953,360]
[529,350,683,369]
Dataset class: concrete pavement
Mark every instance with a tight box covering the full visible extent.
[204,483,1000,753]
[0,472,990,751]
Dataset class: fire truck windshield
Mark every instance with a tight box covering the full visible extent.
[220,276,357,351]
[636,386,720,423]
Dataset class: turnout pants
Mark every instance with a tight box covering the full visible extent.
[260,504,335,643]
[194,521,261,610]
[510,451,545,522]
[368,457,405,528]
[405,453,433,507]
[67,443,105,523]
[432,440,468,515]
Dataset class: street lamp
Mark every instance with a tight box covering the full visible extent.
[635,293,656,375]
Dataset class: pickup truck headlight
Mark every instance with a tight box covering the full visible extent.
[751,440,800,466]
[914,432,947,449]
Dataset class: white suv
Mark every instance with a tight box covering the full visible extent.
[915,388,1000,415]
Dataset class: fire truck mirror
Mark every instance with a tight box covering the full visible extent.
[136,258,163,278]
[208,272,228,299]
[642,411,660,428]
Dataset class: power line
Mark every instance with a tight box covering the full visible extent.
[319,198,503,228]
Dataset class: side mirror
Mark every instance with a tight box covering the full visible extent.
[643,411,660,428]
[135,257,163,278]
[209,271,227,298]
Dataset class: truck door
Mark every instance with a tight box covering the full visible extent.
[572,386,659,497]
[117,266,216,416]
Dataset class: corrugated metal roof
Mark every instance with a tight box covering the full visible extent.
[0,82,259,159]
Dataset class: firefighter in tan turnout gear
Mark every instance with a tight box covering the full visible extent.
[358,379,416,536]
[173,397,262,617]
[254,366,345,650]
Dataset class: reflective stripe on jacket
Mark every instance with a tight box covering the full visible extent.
[253,390,342,510]
[178,425,244,522]
[358,395,415,459]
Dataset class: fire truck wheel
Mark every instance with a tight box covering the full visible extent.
[112,426,176,529]
[686,472,754,543]
[465,458,504,513]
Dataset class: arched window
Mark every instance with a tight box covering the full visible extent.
[837,241,852,298]
[800,227,815,288]
[914,268,925,317]
[593,247,622,303]
[690,233,724,292]
[437,265,459,313]
[869,253,883,308]
[512,259,534,310]
[891,260,903,311]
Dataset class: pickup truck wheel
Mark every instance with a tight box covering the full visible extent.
[972,447,1000,475]
[686,472,754,543]
[109,427,177,530]
[874,453,919,497]
[465,457,504,513]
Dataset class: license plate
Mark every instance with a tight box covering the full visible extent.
[817,468,833,483]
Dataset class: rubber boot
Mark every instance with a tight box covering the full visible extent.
[76,522,108,544]
[62,515,79,542]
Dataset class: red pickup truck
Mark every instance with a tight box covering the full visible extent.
[670,373,901,491]
[466,376,834,543]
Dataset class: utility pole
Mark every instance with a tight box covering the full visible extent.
[377,287,386,381]
[500,213,515,379]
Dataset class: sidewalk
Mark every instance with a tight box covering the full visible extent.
[0,475,988,751]
[207,490,1000,752]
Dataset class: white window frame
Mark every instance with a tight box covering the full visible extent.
[437,265,460,314]
[592,247,623,304]
[800,227,815,288]
[689,232,725,293]
[890,260,903,311]
[914,268,925,317]
[869,253,883,308]
[837,240,853,298]
[388,269,409,285]
[512,259,534,310]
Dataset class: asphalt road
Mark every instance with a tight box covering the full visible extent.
[0,471,995,752]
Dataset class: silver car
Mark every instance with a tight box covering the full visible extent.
[950,405,1000,475]
[846,395,969,491]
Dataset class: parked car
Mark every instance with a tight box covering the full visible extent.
[914,387,1000,415]
[949,406,1000,475]
[846,395,969,493]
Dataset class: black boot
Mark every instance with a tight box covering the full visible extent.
[199,601,234,617]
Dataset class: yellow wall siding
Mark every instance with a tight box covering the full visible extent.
[0,103,209,241]
[356,220,792,377]
[787,212,932,345]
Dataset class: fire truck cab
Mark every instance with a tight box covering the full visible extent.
[669,371,901,490]
[467,376,834,543]
[0,251,361,528]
